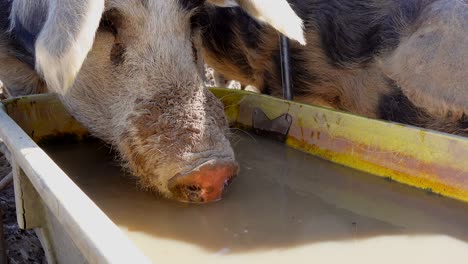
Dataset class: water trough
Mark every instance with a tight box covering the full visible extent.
[1,88,467,263]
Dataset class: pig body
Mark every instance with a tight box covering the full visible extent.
[200,0,468,136]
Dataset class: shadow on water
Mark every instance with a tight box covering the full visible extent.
[43,133,468,254]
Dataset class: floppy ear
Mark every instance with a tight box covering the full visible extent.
[207,0,306,45]
[12,0,105,93]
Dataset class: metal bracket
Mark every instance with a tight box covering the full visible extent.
[280,34,293,100]
[252,108,292,142]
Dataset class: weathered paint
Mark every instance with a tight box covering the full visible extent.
[2,94,88,142]
[211,88,468,202]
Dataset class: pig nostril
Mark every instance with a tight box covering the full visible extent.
[184,185,203,202]
[225,176,235,188]
[187,185,201,192]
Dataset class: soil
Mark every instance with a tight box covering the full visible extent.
[0,86,46,263]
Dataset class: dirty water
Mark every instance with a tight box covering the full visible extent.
[43,133,468,264]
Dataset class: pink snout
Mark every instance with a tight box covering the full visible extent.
[168,160,238,203]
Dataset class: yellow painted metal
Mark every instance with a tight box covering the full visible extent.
[2,94,88,142]
[211,88,468,203]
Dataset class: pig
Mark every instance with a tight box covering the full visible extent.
[0,0,305,202]
[199,0,468,136]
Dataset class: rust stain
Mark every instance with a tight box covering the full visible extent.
[298,117,304,139]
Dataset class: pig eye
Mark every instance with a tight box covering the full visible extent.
[100,9,123,36]
[101,9,126,65]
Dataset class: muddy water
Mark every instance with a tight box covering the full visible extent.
[43,133,468,264]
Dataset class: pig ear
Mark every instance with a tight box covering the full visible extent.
[207,0,306,45]
[33,0,105,93]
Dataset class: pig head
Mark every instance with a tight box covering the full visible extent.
[0,0,304,202]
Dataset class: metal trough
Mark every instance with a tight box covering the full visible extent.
[1,89,468,263]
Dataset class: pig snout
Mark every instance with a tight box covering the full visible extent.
[168,160,239,203]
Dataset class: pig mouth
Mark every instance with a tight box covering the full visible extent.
[168,159,239,203]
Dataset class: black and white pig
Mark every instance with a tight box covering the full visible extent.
[199,0,468,136]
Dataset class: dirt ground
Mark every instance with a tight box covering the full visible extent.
[0,86,46,263]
